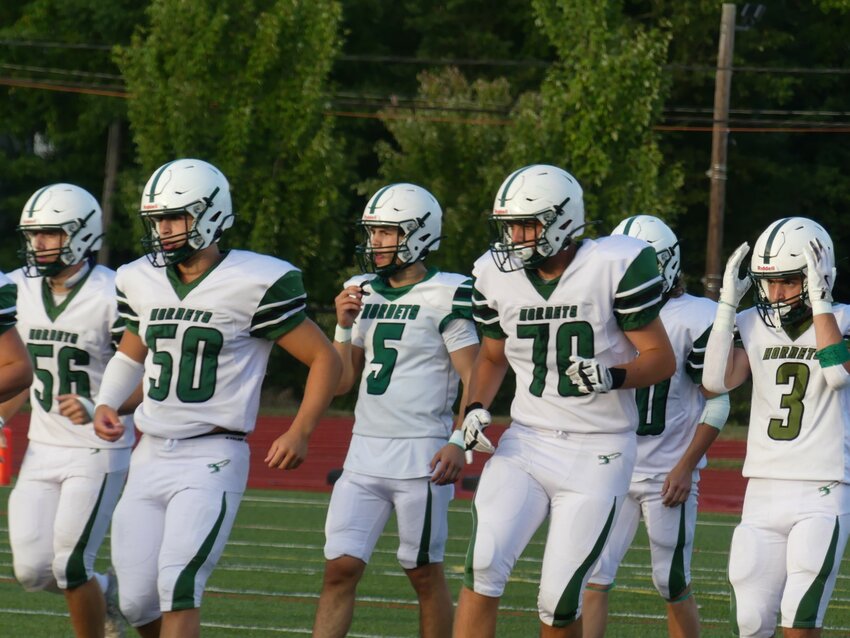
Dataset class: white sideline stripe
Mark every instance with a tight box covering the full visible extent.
[202,622,402,637]
[0,607,68,618]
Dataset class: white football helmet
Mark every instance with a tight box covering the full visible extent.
[489,164,584,272]
[355,183,442,276]
[749,216,836,327]
[140,158,234,266]
[17,183,103,277]
[611,214,681,294]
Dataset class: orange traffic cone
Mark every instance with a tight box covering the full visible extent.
[0,425,11,486]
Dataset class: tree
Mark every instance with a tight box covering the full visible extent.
[117,0,346,300]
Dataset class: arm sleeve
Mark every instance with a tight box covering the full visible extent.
[614,246,665,331]
[250,270,308,341]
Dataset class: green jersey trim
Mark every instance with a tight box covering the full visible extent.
[472,285,506,339]
[782,316,813,342]
[0,282,18,335]
[439,278,474,333]
[250,270,308,341]
[524,269,562,302]
[116,286,140,335]
[614,246,664,331]
[686,324,712,384]
[369,266,439,301]
[40,267,94,322]
[165,251,229,301]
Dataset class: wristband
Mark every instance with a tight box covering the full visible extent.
[610,368,626,389]
[699,393,730,431]
[815,342,850,368]
[76,397,96,422]
[334,325,352,343]
[0,415,5,428]
[448,429,465,450]
[464,402,484,416]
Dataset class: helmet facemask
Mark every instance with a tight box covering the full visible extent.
[750,272,809,329]
[355,213,439,277]
[17,186,103,278]
[141,198,228,267]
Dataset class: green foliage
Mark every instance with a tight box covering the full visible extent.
[508,1,683,232]
[117,0,347,300]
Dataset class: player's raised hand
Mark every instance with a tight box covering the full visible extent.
[566,356,614,394]
[57,394,94,424]
[334,285,366,329]
[804,238,834,315]
[265,428,309,470]
[462,404,495,453]
[93,404,125,442]
[430,442,465,485]
[720,242,751,308]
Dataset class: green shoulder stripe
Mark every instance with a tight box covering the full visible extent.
[116,287,139,335]
[614,246,664,331]
[686,324,712,384]
[472,286,506,339]
[0,283,17,333]
[439,278,474,332]
[250,270,308,341]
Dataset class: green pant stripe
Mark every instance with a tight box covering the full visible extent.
[463,496,479,590]
[666,503,689,600]
[64,474,109,589]
[415,482,433,567]
[172,493,228,610]
[552,498,618,627]
[794,516,840,628]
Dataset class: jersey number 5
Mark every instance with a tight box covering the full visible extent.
[366,323,406,395]
[145,324,223,402]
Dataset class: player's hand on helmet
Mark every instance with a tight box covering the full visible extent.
[58,394,94,425]
[462,403,495,453]
[429,442,465,485]
[334,284,366,329]
[719,242,751,308]
[567,356,614,394]
[93,405,125,442]
[804,238,834,314]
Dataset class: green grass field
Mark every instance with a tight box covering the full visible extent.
[2,486,849,637]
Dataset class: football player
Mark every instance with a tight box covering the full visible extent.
[454,165,676,638]
[1,184,132,638]
[703,217,850,638]
[583,215,730,638]
[92,159,341,637]
[312,183,479,638]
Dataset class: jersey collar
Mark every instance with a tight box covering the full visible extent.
[369,266,437,301]
[166,250,229,301]
[40,267,93,322]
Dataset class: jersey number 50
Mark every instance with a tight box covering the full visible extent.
[145,324,223,403]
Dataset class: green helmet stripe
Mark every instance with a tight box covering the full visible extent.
[622,216,638,236]
[762,217,792,265]
[146,161,177,203]
[368,184,394,215]
[26,185,52,218]
[498,165,533,207]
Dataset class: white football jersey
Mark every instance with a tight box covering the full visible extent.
[632,293,716,479]
[472,236,665,434]
[116,250,307,439]
[0,271,16,335]
[350,268,477,439]
[10,265,134,448]
[737,305,850,482]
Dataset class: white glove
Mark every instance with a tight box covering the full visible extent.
[804,239,834,315]
[566,356,613,394]
[462,406,495,454]
[719,242,751,308]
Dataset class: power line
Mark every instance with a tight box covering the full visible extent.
[0,63,122,81]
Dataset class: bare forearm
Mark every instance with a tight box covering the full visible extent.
[615,347,675,389]
[675,424,721,474]
[332,341,359,395]
[288,348,342,438]
[0,388,29,422]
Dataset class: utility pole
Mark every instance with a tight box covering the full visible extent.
[99,120,121,266]
[703,3,736,300]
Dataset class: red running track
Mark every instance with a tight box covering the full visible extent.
[3,415,747,513]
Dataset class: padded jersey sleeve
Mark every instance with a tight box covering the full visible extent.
[249,269,308,341]
[614,246,665,331]
[0,278,17,336]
